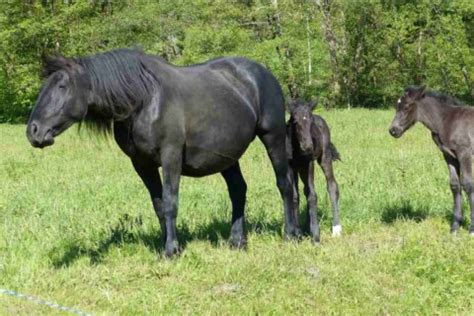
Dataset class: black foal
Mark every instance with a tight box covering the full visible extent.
[287,99,341,243]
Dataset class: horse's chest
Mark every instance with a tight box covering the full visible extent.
[114,122,162,162]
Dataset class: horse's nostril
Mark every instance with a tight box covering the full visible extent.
[31,122,38,135]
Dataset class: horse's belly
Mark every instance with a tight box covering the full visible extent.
[182,145,245,177]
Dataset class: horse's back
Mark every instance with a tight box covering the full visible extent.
[444,106,474,155]
[205,57,286,132]
[163,57,282,176]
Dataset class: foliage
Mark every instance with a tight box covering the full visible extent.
[0,0,473,122]
[1,109,474,313]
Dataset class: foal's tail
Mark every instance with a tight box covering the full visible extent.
[328,142,341,162]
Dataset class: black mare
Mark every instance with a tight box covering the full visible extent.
[26,49,299,257]
[389,86,474,234]
[287,99,341,243]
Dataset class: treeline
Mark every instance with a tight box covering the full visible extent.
[0,0,473,123]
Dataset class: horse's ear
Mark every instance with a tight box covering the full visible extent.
[406,85,426,101]
[308,97,319,111]
[415,85,426,100]
[287,99,297,113]
[41,54,78,78]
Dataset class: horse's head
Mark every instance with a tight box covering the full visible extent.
[26,56,89,148]
[288,99,317,156]
[389,86,426,138]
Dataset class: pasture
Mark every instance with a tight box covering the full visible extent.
[1,109,473,314]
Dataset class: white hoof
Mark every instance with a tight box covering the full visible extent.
[470,232,474,237]
[332,225,342,237]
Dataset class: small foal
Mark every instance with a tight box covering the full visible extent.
[287,99,341,243]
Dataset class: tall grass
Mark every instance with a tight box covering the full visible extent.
[1,109,473,314]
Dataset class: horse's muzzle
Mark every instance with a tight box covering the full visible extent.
[389,126,402,138]
[26,121,55,148]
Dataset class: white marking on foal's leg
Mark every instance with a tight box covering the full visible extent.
[470,231,474,237]
[332,224,342,237]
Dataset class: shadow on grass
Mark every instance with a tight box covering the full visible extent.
[381,200,430,224]
[49,213,282,268]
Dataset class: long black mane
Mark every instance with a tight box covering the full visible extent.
[43,49,161,135]
[79,49,160,125]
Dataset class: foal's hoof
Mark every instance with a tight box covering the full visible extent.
[164,241,181,258]
[229,236,247,249]
[312,235,321,245]
[332,225,342,237]
[450,223,460,234]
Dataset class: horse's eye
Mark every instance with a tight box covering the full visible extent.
[58,85,66,90]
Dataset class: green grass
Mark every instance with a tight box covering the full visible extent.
[1,109,473,315]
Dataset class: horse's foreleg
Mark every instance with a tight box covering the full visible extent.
[259,132,300,239]
[443,154,462,233]
[319,155,341,237]
[161,147,182,257]
[131,159,165,242]
[458,153,474,235]
[300,162,320,244]
[221,163,247,249]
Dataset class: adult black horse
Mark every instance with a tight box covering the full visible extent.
[26,49,299,257]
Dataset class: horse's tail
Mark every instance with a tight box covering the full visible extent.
[328,142,341,162]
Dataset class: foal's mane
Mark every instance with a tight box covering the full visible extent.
[406,86,464,107]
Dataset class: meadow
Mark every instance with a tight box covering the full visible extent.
[1,109,473,315]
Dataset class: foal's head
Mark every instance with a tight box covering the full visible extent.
[288,99,317,156]
[26,56,89,148]
[389,86,426,138]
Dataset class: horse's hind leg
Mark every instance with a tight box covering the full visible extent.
[319,153,341,236]
[458,152,474,235]
[131,159,166,243]
[258,131,300,239]
[299,161,320,244]
[221,162,247,248]
[443,154,462,233]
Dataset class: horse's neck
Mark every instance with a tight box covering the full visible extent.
[417,99,450,134]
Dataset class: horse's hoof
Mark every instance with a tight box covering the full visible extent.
[229,237,247,249]
[284,226,302,241]
[450,225,460,234]
[164,241,181,258]
[332,225,342,237]
[312,235,321,245]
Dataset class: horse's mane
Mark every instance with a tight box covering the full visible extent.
[75,49,160,135]
[405,86,464,107]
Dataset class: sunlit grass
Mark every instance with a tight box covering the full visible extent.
[1,109,473,314]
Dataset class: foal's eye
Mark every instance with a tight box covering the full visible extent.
[58,85,67,90]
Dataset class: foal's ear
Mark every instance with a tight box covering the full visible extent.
[41,54,79,78]
[406,85,426,101]
[286,99,298,113]
[308,98,319,111]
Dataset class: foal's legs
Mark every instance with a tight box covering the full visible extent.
[299,161,320,243]
[290,167,300,222]
[221,163,247,248]
[131,159,165,240]
[259,132,300,239]
[458,152,474,235]
[443,154,462,233]
[319,153,341,236]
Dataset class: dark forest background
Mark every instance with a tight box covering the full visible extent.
[0,0,472,122]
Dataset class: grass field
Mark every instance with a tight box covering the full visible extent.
[1,108,473,315]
